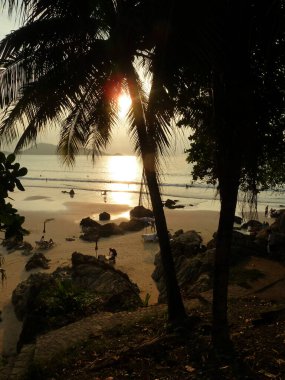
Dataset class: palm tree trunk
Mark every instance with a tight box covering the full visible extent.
[125,62,186,323]
[212,156,241,350]
[145,168,186,322]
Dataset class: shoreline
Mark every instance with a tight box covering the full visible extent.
[0,189,222,356]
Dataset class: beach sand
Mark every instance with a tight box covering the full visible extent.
[0,189,220,356]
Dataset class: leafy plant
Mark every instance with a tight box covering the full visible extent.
[35,279,104,325]
[0,152,28,240]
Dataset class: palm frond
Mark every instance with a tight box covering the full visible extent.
[57,111,86,166]
[57,67,118,164]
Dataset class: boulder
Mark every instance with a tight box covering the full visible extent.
[79,230,100,242]
[164,199,176,208]
[99,212,111,221]
[79,215,125,240]
[12,272,53,320]
[254,216,285,260]
[164,199,185,209]
[80,222,123,240]
[151,228,269,303]
[119,219,146,232]
[71,252,142,312]
[130,205,153,219]
[269,210,285,233]
[80,217,101,231]
[208,230,267,260]
[152,230,213,302]
[13,253,142,349]
[99,223,123,237]
[12,268,73,350]
[80,212,153,239]
[270,208,285,218]
[173,230,202,250]
[25,252,50,271]
[152,241,215,303]
[2,238,32,252]
[241,220,263,231]
[266,231,285,260]
[234,215,243,224]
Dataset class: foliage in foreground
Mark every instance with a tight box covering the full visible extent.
[0,152,28,240]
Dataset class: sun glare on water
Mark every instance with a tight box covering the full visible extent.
[108,155,140,205]
[118,92,132,118]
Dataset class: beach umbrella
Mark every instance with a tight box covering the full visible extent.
[43,218,54,234]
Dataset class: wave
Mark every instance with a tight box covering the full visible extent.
[22,175,215,190]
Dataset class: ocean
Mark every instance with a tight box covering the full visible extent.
[16,154,285,213]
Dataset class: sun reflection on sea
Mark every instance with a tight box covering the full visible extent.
[107,156,140,205]
[109,155,138,181]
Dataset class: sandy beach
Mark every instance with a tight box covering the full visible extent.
[0,188,220,356]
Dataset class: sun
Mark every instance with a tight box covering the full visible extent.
[118,92,132,118]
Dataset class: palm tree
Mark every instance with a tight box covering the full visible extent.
[0,0,187,324]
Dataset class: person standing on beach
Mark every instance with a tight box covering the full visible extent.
[94,235,99,257]
[109,248,117,260]
[265,205,269,218]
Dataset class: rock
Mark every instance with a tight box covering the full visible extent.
[130,205,153,219]
[234,215,243,224]
[173,230,202,251]
[119,219,146,231]
[173,229,184,238]
[12,269,72,350]
[80,222,124,240]
[71,252,142,310]
[152,230,213,302]
[80,230,100,242]
[152,242,215,303]
[12,272,53,320]
[25,252,50,271]
[241,220,263,230]
[2,238,32,252]
[80,217,101,231]
[266,231,285,260]
[99,223,123,237]
[210,230,267,260]
[270,208,285,218]
[80,212,153,239]
[270,210,285,234]
[163,199,185,209]
[164,199,176,208]
[99,212,111,221]
[13,253,143,349]
[255,228,270,241]
[152,227,271,303]
[206,238,216,250]
[253,216,285,260]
